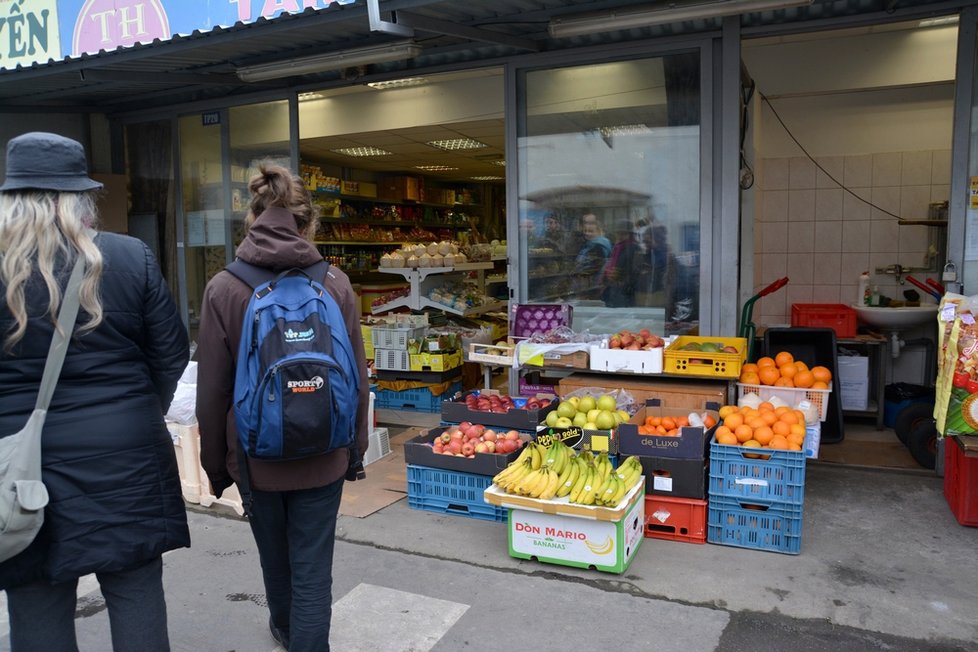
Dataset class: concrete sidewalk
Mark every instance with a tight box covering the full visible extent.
[1,461,976,651]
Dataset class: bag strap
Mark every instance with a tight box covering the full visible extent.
[35,256,85,412]
[226,259,329,291]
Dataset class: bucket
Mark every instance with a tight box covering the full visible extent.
[883,383,935,429]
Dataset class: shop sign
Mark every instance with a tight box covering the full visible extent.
[0,0,62,69]
[0,0,356,71]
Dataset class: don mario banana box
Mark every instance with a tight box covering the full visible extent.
[483,480,644,574]
[617,400,720,460]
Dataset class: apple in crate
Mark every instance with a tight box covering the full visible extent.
[430,425,524,458]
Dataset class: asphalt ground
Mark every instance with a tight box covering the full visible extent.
[1,461,976,651]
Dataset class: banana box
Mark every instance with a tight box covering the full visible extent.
[483,480,644,574]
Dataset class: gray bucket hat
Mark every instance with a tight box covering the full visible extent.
[0,132,103,192]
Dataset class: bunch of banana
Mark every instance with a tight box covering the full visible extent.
[593,451,613,486]
[568,461,599,505]
[492,458,532,494]
[554,454,585,498]
[514,464,562,499]
[614,455,644,495]
[594,470,626,507]
[541,438,573,475]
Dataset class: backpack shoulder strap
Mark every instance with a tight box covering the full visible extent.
[226,259,275,290]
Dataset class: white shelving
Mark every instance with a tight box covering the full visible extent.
[371,262,504,316]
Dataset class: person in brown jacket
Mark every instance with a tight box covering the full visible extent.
[196,163,369,651]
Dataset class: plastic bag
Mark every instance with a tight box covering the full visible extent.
[165,361,197,425]
[561,386,638,415]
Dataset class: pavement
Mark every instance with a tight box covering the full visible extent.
[2,445,977,650]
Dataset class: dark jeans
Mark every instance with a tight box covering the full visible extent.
[5,557,170,652]
[249,477,344,652]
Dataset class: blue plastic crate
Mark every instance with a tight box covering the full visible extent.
[707,495,803,555]
[375,381,462,413]
[709,438,806,505]
[406,464,506,523]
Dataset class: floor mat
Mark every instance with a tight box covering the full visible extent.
[339,425,421,518]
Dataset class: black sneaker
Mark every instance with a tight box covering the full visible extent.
[269,616,290,650]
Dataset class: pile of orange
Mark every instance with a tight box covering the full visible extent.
[738,351,832,389]
[714,402,807,452]
[637,412,717,436]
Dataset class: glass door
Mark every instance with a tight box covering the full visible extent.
[513,49,708,337]
[952,6,978,293]
[177,100,292,339]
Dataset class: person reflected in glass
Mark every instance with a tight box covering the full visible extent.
[602,219,642,307]
[642,223,679,320]
[574,214,612,293]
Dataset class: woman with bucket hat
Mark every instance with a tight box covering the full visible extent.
[0,132,190,650]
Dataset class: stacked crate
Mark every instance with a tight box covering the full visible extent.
[372,324,426,374]
[706,438,806,555]
[617,400,715,545]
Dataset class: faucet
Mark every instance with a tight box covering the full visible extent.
[876,263,905,284]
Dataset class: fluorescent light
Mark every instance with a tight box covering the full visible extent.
[237,42,422,82]
[415,165,459,171]
[918,15,959,28]
[549,0,814,38]
[427,138,488,151]
[491,160,506,167]
[331,147,393,157]
[471,176,504,181]
[367,77,429,90]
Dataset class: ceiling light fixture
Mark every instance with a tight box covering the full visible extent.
[426,138,488,151]
[471,176,504,181]
[367,76,429,90]
[548,0,814,38]
[415,165,459,172]
[237,41,422,82]
[331,146,393,157]
[490,160,506,167]
[918,15,959,28]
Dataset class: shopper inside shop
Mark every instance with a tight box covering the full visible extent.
[602,218,642,307]
[641,223,679,321]
[0,132,190,651]
[574,213,612,293]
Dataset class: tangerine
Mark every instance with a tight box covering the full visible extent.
[769,435,789,450]
[761,410,778,426]
[753,426,774,446]
[758,367,780,386]
[758,401,775,412]
[794,360,809,372]
[789,423,806,438]
[774,376,794,387]
[794,370,815,388]
[772,421,791,437]
[734,424,754,443]
[756,356,776,368]
[741,363,759,375]
[747,417,767,430]
[787,431,805,447]
[724,413,744,429]
[779,411,799,425]
[811,380,829,389]
[774,351,794,367]
[811,365,832,383]
[716,429,738,445]
[740,371,761,385]
[718,405,738,418]
[778,363,797,379]
[704,414,717,428]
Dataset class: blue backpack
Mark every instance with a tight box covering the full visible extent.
[227,260,360,463]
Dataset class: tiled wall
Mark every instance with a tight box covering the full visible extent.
[753,150,950,386]
[753,150,950,325]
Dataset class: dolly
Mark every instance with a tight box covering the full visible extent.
[738,277,789,362]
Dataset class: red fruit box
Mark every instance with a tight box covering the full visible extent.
[441,389,559,431]
[403,426,529,477]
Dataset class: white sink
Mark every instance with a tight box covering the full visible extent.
[851,304,939,330]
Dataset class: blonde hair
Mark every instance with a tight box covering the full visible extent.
[0,191,103,350]
[245,162,319,238]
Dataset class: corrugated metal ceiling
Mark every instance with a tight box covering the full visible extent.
[0,0,963,114]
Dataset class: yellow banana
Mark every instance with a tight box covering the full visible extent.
[516,468,542,496]
[529,442,543,470]
[535,468,557,498]
[493,456,529,485]
[579,467,599,506]
[554,454,574,487]
[504,459,534,493]
[610,475,628,505]
[539,468,562,500]
[568,462,590,502]
[556,457,581,498]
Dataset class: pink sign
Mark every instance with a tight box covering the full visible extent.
[72,0,170,56]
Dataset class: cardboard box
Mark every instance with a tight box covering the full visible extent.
[519,371,561,397]
[805,422,821,460]
[441,389,558,431]
[589,344,663,374]
[535,426,617,455]
[557,373,728,411]
[537,349,589,369]
[617,401,720,460]
[410,350,463,372]
[341,180,360,196]
[838,356,869,411]
[636,455,708,499]
[377,175,421,201]
[485,481,645,574]
[402,427,524,476]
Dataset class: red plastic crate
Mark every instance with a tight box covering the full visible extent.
[644,495,707,544]
[944,436,978,527]
[790,304,857,338]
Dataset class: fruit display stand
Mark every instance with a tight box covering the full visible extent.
[484,480,645,574]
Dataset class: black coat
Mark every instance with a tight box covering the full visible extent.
[0,232,190,588]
